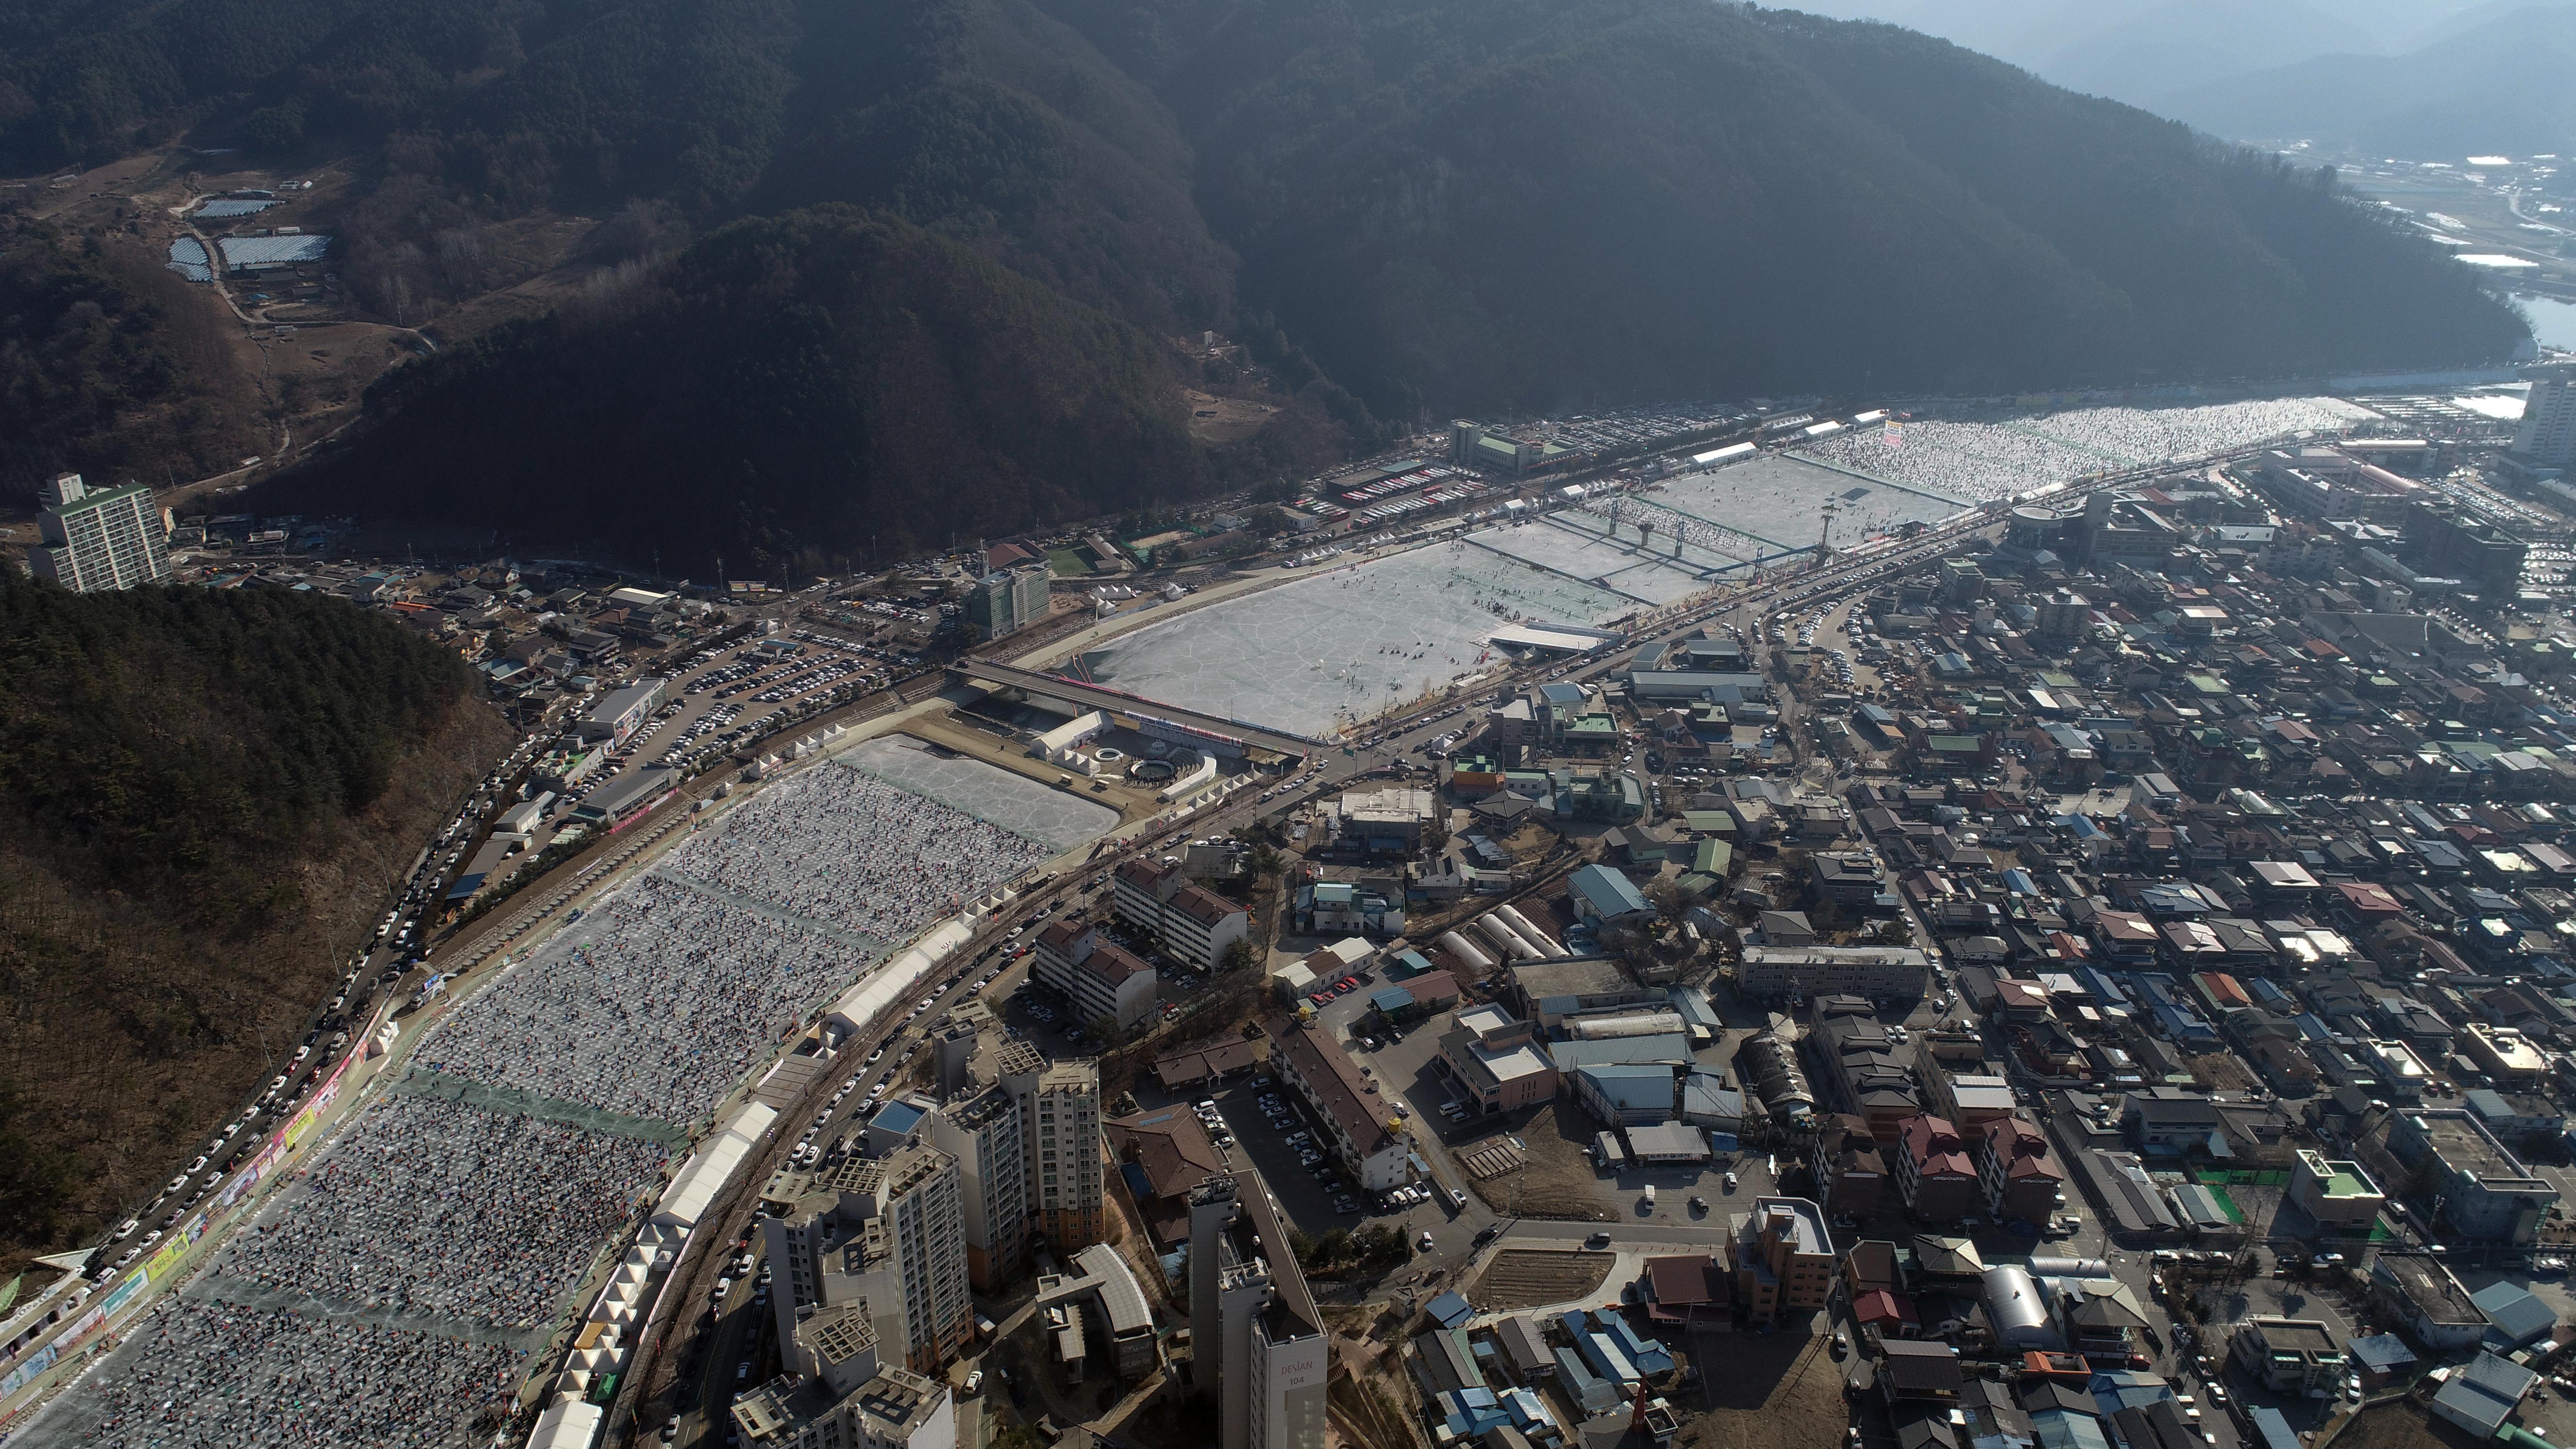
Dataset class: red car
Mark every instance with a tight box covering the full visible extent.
[1309,992,1334,1007]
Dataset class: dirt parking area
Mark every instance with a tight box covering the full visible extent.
[1472,1250,1613,1311]
[1460,1100,1618,1221]
[1678,1330,1848,1449]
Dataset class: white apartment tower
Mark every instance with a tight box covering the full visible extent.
[1188,1174,1329,1449]
[2516,363,2576,467]
[31,473,172,593]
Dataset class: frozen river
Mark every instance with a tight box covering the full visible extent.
[1081,539,1632,734]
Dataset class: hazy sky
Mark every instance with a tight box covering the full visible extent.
[1784,0,2572,107]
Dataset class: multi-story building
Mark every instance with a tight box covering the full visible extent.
[1737,945,1928,1002]
[2229,1318,2347,1396]
[925,1075,1030,1290]
[1031,919,1159,1032]
[732,1338,958,1449]
[1895,1114,1980,1223]
[1922,1069,2019,1145]
[2514,362,2576,468]
[1974,1115,2066,1225]
[1112,858,1251,971]
[2462,1023,2551,1087]
[1264,1017,1414,1191]
[765,1143,974,1373]
[579,677,668,745]
[1436,1005,1557,1116]
[30,473,172,593]
[1809,1114,1886,1220]
[2288,1149,2385,1232]
[965,566,1052,641]
[1189,1175,1330,1449]
[2388,1108,2559,1244]
[1732,1196,1834,1321]
[1021,1057,1105,1250]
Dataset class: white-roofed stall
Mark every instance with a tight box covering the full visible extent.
[653,1100,779,1232]
[822,919,972,1041]
[528,1397,604,1448]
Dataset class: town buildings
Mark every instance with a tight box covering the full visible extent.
[1264,1017,1414,1191]
[1032,919,1159,1032]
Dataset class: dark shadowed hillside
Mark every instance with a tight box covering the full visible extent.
[0,572,508,1276]
[254,207,1211,577]
[0,219,267,501]
[15,0,2535,560]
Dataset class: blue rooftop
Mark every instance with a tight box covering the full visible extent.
[872,1098,927,1135]
[1569,863,1651,920]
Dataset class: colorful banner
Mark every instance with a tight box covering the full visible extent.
[1882,419,1903,450]
[0,1343,55,1397]
[144,1209,210,1280]
[4,1048,373,1416]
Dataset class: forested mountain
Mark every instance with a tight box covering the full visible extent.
[0,572,507,1274]
[16,0,2530,565]
[256,208,1210,575]
[2160,5,2576,156]
[0,218,266,499]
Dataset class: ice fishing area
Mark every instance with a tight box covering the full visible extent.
[8,739,1110,1449]
[1080,539,1631,735]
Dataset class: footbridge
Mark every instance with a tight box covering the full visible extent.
[947,659,1328,757]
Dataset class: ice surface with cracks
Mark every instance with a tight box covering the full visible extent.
[1790,396,2379,501]
[1083,540,1630,734]
[839,736,1116,852]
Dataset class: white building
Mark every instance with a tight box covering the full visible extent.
[1112,857,1252,971]
[1190,1174,1330,1449]
[580,678,668,745]
[732,1331,958,1449]
[2516,362,2576,467]
[1032,919,1159,1031]
[30,474,171,593]
[924,1072,1030,1290]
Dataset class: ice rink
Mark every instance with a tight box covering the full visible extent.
[1083,540,1630,734]
[1650,451,1966,549]
[839,736,1117,853]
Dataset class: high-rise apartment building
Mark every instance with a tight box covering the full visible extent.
[733,1304,959,1449]
[925,1072,1030,1290]
[30,473,172,593]
[964,566,1052,641]
[766,1143,974,1374]
[1188,1174,1329,1449]
[2516,363,2576,467]
[1021,1057,1105,1250]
